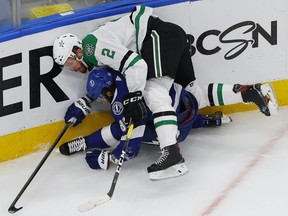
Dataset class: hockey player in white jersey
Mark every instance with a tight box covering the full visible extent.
[53,5,278,180]
[59,68,277,180]
[60,68,230,180]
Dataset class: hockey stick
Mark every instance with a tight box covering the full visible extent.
[8,118,76,214]
[78,122,134,212]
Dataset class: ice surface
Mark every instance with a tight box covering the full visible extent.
[1,107,288,216]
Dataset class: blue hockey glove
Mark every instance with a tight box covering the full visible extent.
[64,96,91,127]
[122,91,147,127]
[85,150,110,170]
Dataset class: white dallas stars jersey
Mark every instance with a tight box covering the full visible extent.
[82,5,153,93]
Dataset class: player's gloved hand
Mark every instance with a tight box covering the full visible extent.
[64,96,92,127]
[122,91,147,127]
[85,150,110,170]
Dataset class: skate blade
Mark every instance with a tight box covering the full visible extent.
[261,83,279,115]
[149,162,189,181]
[221,114,232,124]
[142,140,160,146]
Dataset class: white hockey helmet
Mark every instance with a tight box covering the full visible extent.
[53,33,82,65]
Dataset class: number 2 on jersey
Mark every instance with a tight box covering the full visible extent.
[102,48,116,59]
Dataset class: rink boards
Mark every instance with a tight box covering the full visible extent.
[0,0,287,162]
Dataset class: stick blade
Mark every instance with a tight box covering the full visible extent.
[8,205,23,214]
[78,194,111,212]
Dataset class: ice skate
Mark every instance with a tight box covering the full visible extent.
[203,111,232,127]
[147,144,189,180]
[59,136,86,155]
[142,139,160,146]
[233,83,278,116]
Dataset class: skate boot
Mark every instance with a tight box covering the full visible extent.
[203,111,232,127]
[147,144,189,180]
[233,83,278,116]
[59,136,86,155]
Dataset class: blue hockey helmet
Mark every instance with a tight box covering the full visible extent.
[86,68,113,100]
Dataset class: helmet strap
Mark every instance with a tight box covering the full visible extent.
[76,56,88,69]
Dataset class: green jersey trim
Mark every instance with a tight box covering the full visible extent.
[128,55,142,68]
[217,83,224,105]
[154,120,178,128]
[82,34,99,67]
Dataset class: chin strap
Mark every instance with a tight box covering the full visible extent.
[76,56,89,69]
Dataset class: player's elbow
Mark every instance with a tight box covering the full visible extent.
[126,59,148,92]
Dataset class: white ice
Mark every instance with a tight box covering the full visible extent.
[1,106,288,216]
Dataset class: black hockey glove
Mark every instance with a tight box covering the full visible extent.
[64,96,92,127]
[122,91,147,127]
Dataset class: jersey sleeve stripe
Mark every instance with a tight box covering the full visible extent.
[119,50,133,72]
[127,55,142,68]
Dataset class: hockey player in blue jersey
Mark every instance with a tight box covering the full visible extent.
[60,68,230,180]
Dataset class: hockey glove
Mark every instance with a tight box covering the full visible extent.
[85,150,110,170]
[122,91,147,127]
[64,96,91,127]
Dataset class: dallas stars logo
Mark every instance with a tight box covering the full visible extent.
[84,43,95,56]
[59,40,64,47]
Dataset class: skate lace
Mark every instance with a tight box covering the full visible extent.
[68,137,86,153]
[155,148,169,165]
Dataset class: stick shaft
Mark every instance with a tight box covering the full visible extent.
[107,123,134,198]
[77,122,134,212]
[8,121,72,213]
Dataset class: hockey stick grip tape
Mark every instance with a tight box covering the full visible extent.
[127,124,134,139]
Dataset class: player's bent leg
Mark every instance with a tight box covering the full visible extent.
[147,143,189,180]
[59,136,86,155]
[185,81,209,109]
